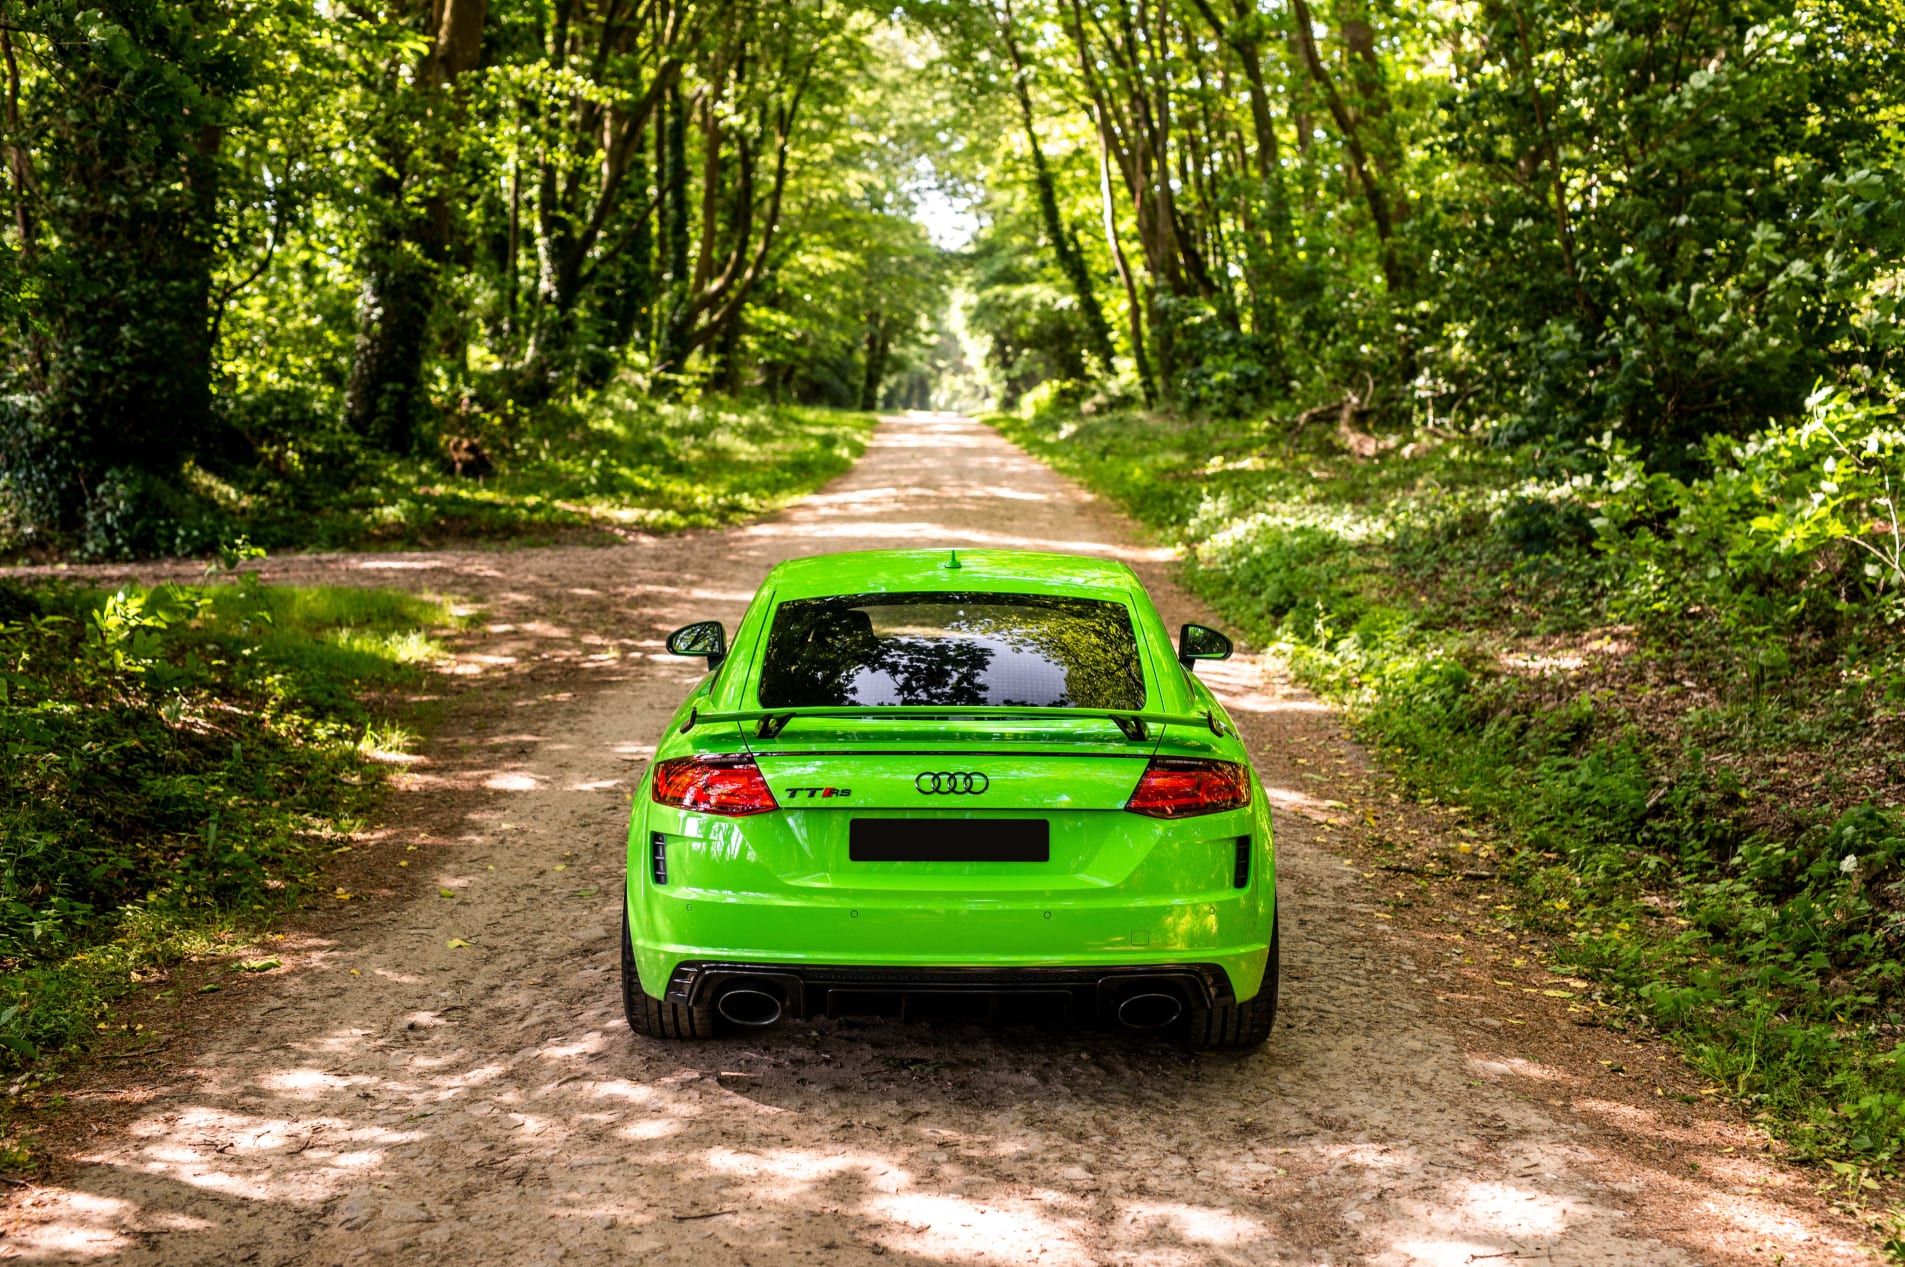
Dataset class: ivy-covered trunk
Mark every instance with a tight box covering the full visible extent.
[39,128,222,495]
[343,229,440,453]
[999,6,1118,381]
[651,81,694,388]
[343,0,487,455]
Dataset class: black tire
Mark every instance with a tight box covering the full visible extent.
[1185,915,1278,1050]
[622,908,716,1040]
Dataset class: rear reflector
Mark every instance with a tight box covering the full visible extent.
[651,754,780,816]
[1125,758,1250,818]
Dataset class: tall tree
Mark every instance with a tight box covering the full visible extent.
[344,0,489,453]
[0,1,246,544]
[1185,0,1290,365]
[995,0,1119,378]
[652,1,819,379]
[1286,0,1402,292]
[1092,103,1155,404]
[515,0,704,392]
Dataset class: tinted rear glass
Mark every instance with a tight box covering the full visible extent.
[758,592,1146,709]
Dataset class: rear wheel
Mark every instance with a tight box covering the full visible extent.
[622,907,716,1040]
[1185,916,1278,1050]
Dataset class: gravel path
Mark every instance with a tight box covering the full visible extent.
[2,414,1872,1264]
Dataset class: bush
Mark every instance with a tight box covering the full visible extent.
[1170,319,1284,419]
[1583,385,1905,636]
[0,577,451,1065]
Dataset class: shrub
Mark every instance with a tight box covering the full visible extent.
[0,578,450,1065]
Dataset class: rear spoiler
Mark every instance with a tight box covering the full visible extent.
[682,705,1228,742]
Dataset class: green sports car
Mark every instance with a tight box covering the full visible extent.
[621,548,1279,1049]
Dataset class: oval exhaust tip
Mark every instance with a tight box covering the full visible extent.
[716,987,784,1028]
[1116,991,1183,1030]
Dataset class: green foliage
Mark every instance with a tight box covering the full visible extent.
[4,0,1898,549]
[999,402,1905,1171]
[0,575,452,1067]
[0,0,251,539]
[939,0,1904,453]
[1582,385,1905,634]
[1435,0,1905,448]
[1,391,874,559]
[0,4,940,557]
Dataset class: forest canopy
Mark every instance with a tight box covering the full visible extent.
[0,0,1898,557]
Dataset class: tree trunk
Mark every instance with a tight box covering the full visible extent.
[859,312,890,412]
[14,3,233,542]
[1286,31,1318,211]
[1287,0,1403,293]
[1186,0,1290,363]
[580,119,656,388]
[653,79,693,383]
[712,307,746,396]
[999,5,1119,379]
[345,0,489,453]
[1056,0,1190,400]
[1094,106,1154,406]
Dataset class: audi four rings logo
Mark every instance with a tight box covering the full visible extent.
[915,771,989,794]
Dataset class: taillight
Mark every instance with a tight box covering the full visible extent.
[1125,758,1251,818]
[651,754,779,816]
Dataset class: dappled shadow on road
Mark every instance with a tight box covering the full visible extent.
[21,960,1848,1265]
[7,1017,1698,1265]
[6,414,1870,1265]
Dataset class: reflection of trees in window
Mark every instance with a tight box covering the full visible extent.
[759,593,1147,709]
[758,605,882,706]
[860,638,993,705]
[981,604,1145,709]
[915,599,1143,708]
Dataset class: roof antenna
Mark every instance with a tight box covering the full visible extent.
[944,548,962,570]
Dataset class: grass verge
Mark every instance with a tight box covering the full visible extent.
[0,573,458,1164]
[188,394,876,553]
[992,404,1905,1189]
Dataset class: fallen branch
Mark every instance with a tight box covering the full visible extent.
[102,1041,172,1060]
[1335,378,1398,460]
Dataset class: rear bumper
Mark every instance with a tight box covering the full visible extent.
[667,960,1236,1025]
[626,889,1274,1005]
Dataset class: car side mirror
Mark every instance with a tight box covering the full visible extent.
[1178,622,1232,671]
[666,620,727,670]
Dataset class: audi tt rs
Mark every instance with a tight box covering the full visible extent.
[622,548,1278,1048]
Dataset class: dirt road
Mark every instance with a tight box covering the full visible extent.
[3,414,1873,1263]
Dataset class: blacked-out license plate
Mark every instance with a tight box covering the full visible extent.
[849,819,1050,863]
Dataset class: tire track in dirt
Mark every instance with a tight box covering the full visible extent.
[2,413,1872,1264]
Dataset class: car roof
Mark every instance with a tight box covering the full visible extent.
[760,549,1142,600]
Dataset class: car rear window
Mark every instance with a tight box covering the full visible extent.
[757,592,1146,709]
